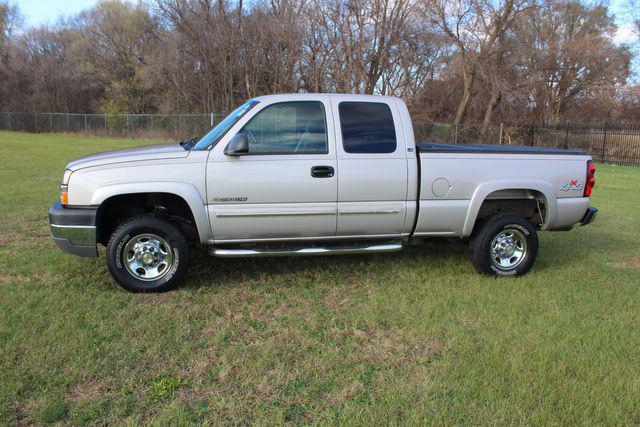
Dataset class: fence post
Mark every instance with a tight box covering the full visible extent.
[126,114,130,137]
[66,113,69,132]
[563,126,569,149]
[151,114,154,131]
[178,115,182,138]
[7,112,10,131]
[49,113,53,132]
[84,114,88,134]
[601,122,608,163]
[454,124,458,144]
[210,112,214,127]
[531,125,535,146]
[499,123,503,144]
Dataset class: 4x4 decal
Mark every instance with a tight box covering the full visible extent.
[559,180,584,192]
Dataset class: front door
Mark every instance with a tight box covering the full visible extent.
[206,97,338,243]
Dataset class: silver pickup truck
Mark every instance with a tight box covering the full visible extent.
[49,94,597,292]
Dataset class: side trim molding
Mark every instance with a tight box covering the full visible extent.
[215,211,335,218]
[338,209,401,215]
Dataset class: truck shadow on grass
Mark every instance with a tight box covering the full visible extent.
[177,234,581,291]
[181,239,476,290]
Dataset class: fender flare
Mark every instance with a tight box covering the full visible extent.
[91,182,211,243]
[462,180,557,237]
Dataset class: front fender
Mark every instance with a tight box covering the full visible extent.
[462,180,556,237]
[91,182,211,243]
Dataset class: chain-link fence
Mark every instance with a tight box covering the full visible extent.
[1,111,638,166]
[414,122,511,145]
[0,112,226,141]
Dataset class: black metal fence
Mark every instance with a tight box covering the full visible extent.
[415,123,640,166]
[532,125,640,166]
[1,111,639,166]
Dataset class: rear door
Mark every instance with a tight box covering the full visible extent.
[207,96,337,243]
[331,97,410,237]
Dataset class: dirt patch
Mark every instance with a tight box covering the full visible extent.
[344,325,448,367]
[0,275,29,284]
[611,255,640,270]
[322,284,353,310]
[66,380,112,401]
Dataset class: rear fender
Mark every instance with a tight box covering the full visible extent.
[463,180,556,237]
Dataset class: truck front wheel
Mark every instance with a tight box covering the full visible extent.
[469,214,538,277]
[106,216,189,292]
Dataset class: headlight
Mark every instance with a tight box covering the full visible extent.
[62,169,73,185]
[61,169,73,205]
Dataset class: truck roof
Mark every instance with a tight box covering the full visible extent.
[251,93,402,103]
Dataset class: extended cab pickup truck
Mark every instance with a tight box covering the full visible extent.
[49,94,598,292]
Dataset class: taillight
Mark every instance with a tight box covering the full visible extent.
[584,160,595,197]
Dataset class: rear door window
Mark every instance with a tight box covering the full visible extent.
[338,102,397,154]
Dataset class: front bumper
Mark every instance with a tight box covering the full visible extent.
[580,206,598,226]
[49,200,98,257]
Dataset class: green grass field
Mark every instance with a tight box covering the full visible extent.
[0,130,639,424]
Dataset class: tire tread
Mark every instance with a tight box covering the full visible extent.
[469,214,538,277]
[106,215,189,292]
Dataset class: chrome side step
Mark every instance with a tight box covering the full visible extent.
[210,242,403,258]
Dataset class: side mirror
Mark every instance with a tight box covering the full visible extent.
[225,133,249,156]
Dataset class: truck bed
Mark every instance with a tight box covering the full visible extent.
[414,143,592,237]
[416,142,586,156]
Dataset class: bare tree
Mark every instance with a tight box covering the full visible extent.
[303,0,419,94]
[425,0,527,126]
[0,0,634,127]
[0,1,21,109]
[514,0,630,125]
[79,0,160,113]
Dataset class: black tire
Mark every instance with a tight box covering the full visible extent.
[106,216,189,292]
[469,214,538,277]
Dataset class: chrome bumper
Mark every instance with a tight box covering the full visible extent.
[49,201,98,257]
[51,224,96,245]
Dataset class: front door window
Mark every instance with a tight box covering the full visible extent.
[241,101,328,155]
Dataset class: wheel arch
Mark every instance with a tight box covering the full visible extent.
[92,183,210,244]
[463,180,556,237]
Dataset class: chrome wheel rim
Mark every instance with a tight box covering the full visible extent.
[123,234,173,281]
[490,228,527,270]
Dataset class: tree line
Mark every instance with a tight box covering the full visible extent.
[0,0,638,126]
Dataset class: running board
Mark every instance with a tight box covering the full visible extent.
[210,242,403,258]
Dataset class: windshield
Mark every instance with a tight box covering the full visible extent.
[193,100,259,150]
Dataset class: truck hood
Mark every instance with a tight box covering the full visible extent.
[66,143,189,171]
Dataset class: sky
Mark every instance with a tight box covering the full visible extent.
[609,0,638,45]
[17,0,101,25]
[16,0,638,44]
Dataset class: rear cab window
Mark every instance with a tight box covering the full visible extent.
[338,102,397,154]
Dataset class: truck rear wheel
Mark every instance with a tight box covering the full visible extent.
[106,216,189,292]
[469,214,538,277]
